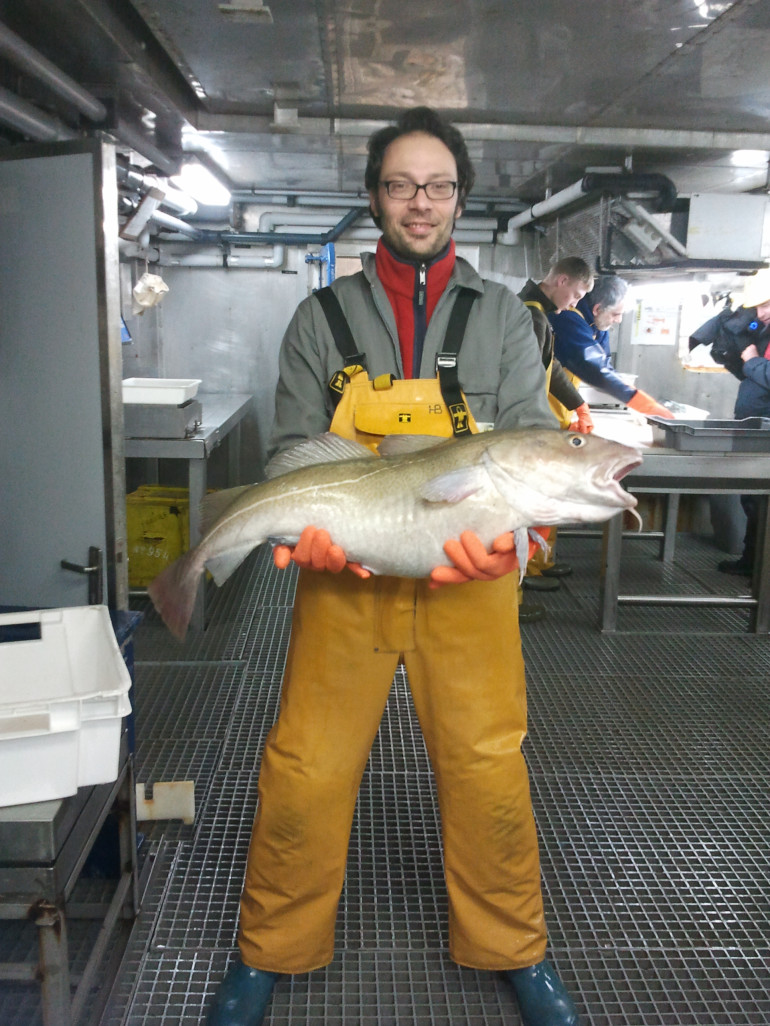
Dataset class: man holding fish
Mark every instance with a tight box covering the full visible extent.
[197,107,640,1026]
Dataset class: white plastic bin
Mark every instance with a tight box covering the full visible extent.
[122,377,201,404]
[0,606,132,807]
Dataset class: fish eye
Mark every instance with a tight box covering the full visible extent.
[568,434,586,447]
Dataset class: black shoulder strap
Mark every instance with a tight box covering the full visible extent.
[435,287,478,436]
[317,282,478,431]
[315,286,368,369]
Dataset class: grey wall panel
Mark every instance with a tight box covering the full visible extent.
[0,145,118,608]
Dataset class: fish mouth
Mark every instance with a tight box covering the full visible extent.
[599,452,643,505]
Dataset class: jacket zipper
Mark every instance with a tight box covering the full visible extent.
[412,263,427,377]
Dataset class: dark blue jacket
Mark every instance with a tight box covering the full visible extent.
[734,321,770,419]
[549,296,636,404]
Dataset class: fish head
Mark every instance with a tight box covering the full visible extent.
[483,429,642,524]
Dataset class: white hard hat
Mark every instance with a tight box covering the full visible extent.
[741,268,770,308]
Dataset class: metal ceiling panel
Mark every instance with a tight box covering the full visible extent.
[0,0,768,205]
[129,0,328,113]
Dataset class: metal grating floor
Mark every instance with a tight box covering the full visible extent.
[2,534,769,1025]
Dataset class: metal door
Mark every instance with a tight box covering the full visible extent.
[0,140,127,610]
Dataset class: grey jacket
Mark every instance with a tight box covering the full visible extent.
[269,251,557,458]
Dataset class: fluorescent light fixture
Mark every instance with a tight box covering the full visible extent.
[172,161,231,206]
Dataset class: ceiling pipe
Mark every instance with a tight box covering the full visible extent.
[0,20,108,122]
[197,112,770,154]
[115,118,180,177]
[257,210,361,231]
[329,118,770,153]
[119,237,160,262]
[117,161,198,216]
[155,244,285,269]
[0,19,179,176]
[340,227,494,244]
[148,208,201,239]
[581,172,677,212]
[498,171,677,244]
[232,188,522,213]
[195,205,366,247]
[616,197,688,257]
[0,83,77,141]
[252,209,500,235]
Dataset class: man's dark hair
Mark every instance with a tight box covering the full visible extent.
[364,107,475,228]
[587,275,629,310]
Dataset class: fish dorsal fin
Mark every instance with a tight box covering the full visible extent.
[419,465,489,503]
[377,434,449,457]
[265,432,374,479]
[200,484,253,534]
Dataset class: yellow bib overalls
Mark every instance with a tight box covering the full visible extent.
[237,326,547,975]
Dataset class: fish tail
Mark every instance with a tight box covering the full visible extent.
[147,549,203,641]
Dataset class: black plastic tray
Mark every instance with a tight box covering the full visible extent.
[647,416,770,451]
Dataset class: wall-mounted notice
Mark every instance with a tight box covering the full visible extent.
[631,299,679,346]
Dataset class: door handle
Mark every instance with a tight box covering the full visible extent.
[61,546,104,604]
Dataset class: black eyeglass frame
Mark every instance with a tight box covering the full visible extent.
[379,180,458,200]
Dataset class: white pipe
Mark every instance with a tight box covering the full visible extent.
[233,189,514,212]
[117,164,198,217]
[155,244,285,269]
[618,198,688,257]
[0,20,107,121]
[119,238,160,262]
[504,180,587,236]
[257,210,355,231]
[256,210,497,238]
[339,227,494,244]
[149,209,200,239]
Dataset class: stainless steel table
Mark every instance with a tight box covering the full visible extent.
[124,393,252,630]
[0,741,139,1026]
[599,446,770,632]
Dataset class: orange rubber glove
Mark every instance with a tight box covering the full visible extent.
[272,526,371,578]
[430,530,534,587]
[627,389,674,419]
[569,402,594,434]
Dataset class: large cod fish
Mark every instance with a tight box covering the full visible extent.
[148,428,642,639]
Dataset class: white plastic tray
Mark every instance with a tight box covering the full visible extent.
[122,377,201,404]
[0,606,132,806]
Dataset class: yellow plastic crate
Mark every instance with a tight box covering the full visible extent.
[126,486,190,587]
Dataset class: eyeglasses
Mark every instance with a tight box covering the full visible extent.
[380,180,457,201]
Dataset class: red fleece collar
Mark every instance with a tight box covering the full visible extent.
[374,240,456,377]
[375,238,455,298]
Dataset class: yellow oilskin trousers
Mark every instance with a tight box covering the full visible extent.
[237,374,547,974]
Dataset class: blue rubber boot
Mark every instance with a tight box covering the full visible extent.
[503,959,579,1026]
[206,958,279,1026]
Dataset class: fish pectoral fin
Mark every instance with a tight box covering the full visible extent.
[528,526,551,555]
[513,527,530,582]
[265,432,374,478]
[419,465,488,503]
[204,544,257,586]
